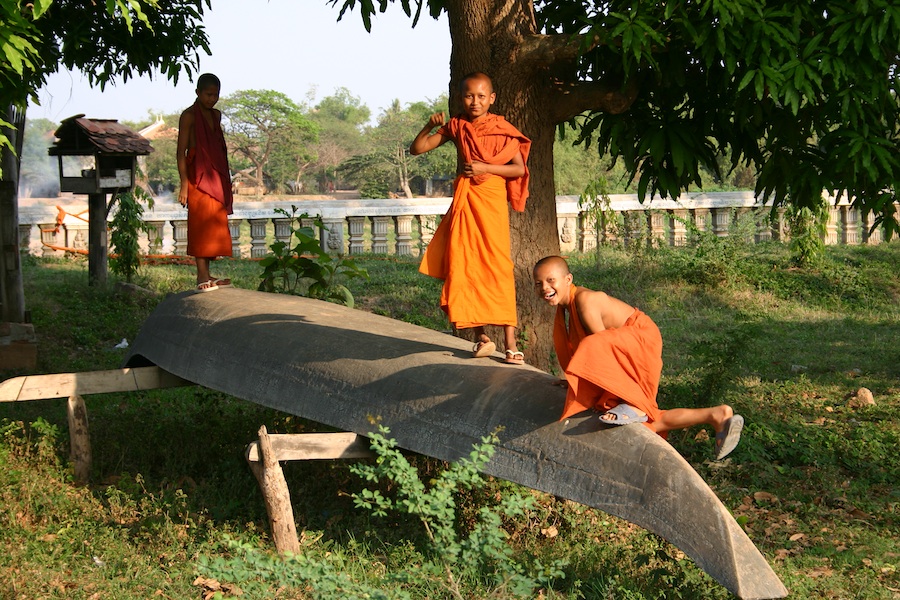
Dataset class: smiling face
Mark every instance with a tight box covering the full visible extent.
[533,259,574,307]
[460,75,495,121]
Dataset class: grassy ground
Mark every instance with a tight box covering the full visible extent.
[1,241,898,599]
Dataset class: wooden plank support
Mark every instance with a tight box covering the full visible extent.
[245,426,304,555]
[0,366,194,402]
[0,366,195,484]
[67,394,91,485]
[245,431,374,463]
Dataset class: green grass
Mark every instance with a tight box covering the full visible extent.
[1,242,899,598]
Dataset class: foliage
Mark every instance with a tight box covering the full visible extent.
[197,427,566,598]
[577,175,617,257]
[339,96,454,198]
[340,0,900,238]
[109,186,156,283]
[310,87,372,193]
[662,208,768,287]
[1,246,900,598]
[257,206,368,306]
[351,426,567,599]
[1,0,210,175]
[785,196,830,267]
[219,89,319,194]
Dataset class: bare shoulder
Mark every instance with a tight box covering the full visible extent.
[178,107,195,126]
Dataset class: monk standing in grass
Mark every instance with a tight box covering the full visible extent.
[177,72,234,292]
[534,255,744,460]
[410,72,531,364]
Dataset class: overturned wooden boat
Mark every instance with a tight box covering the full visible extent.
[122,288,787,600]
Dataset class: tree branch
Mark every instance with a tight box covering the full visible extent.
[549,78,640,123]
[516,31,593,66]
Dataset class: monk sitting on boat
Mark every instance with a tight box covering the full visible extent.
[410,72,531,365]
[177,72,234,292]
[534,255,744,460]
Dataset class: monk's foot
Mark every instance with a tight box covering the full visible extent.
[211,277,232,287]
[599,404,647,425]
[503,349,525,365]
[711,405,735,434]
[472,339,496,358]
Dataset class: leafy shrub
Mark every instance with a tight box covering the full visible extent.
[109,186,156,283]
[258,206,368,307]
[196,427,567,599]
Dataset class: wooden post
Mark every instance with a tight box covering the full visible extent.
[87,192,107,286]
[66,394,91,485]
[245,425,300,555]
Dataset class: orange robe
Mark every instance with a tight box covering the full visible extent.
[418,114,531,329]
[186,102,233,258]
[553,285,663,432]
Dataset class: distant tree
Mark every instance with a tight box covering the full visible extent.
[340,97,454,198]
[137,112,182,196]
[19,118,59,198]
[219,90,318,194]
[309,88,371,192]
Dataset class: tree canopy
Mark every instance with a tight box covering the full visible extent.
[339,0,899,235]
[335,0,899,372]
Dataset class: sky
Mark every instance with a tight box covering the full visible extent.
[33,0,451,125]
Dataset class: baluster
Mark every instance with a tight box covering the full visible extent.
[417,215,438,253]
[578,212,597,252]
[348,216,367,254]
[650,210,666,247]
[669,209,688,247]
[228,219,242,258]
[394,215,413,256]
[711,208,730,238]
[841,206,859,245]
[146,221,164,255]
[249,218,269,258]
[370,216,390,254]
[172,219,188,255]
[39,223,59,257]
[825,206,840,245]
[862,212,882,244]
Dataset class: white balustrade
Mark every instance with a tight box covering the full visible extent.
[16,192,897,259]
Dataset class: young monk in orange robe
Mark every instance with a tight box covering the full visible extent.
[177,73,234,292]
[411,72,531,364]
[534,255,744,460]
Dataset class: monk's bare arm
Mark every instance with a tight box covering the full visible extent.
[465,149,525,178]
[410,112,449,155]
[176,109,194,207]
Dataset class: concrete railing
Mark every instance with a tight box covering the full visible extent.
[18,191,890,259]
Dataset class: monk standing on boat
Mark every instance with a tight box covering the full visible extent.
[177,73,234,292]
[411,72,531,364]
[534,255,744,460]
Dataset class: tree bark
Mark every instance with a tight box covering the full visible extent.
[442,0,638,371]
[0,104,26,324]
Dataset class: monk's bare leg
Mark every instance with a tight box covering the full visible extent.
[649,404,734,435]
[503,325,518,354]
[196,257,211,285]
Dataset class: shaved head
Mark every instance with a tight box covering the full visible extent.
[460,71,493,93]
[534,255,570,275]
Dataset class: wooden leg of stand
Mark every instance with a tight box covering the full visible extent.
[67,394,91,485]
[245,425,300,555]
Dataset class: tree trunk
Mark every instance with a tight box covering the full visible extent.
[0,104,26,324]
[446,0,560,371]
